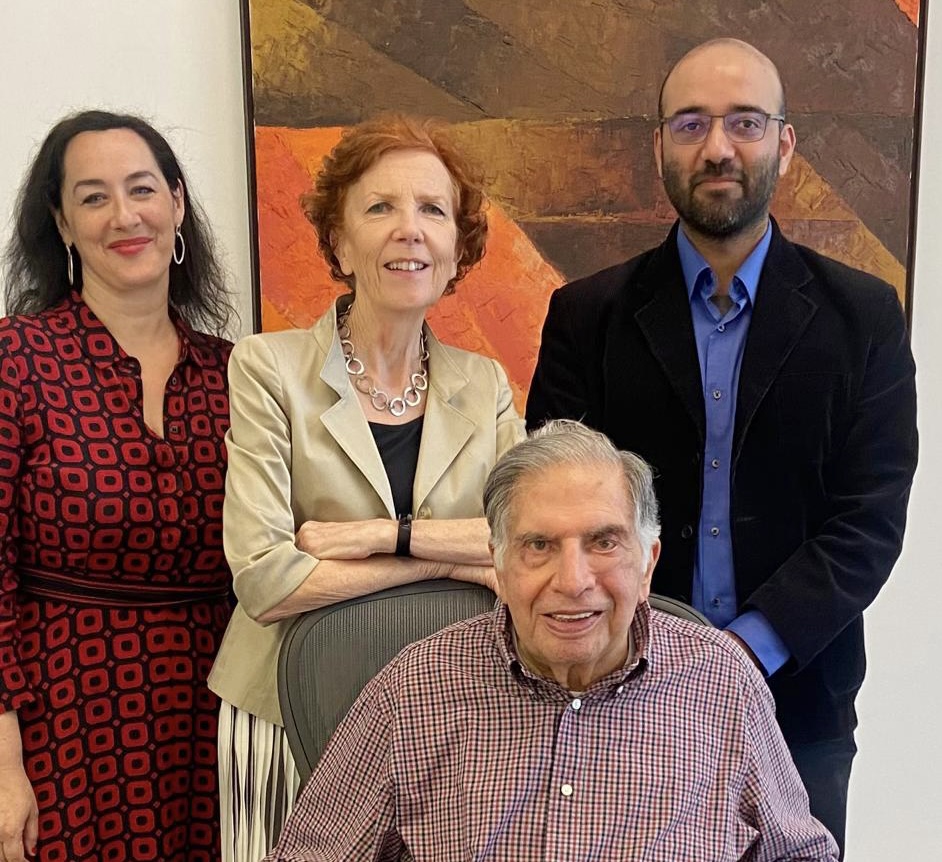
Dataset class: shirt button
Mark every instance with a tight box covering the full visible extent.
[712,389,722,400]
[710,526,720,537]
[712,598,721,608]
[717,324,725,332]
[616,685,625,695]
[711,458,720,469]
[560,784,573,797]
[571,698,582,711]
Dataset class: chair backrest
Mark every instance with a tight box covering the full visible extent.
[278,579,497,784]
[278,585,712,783]
[648,593,713,626]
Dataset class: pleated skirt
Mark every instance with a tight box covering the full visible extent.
[217,701,302,862]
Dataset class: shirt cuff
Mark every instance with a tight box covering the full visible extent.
[726,610,791,677]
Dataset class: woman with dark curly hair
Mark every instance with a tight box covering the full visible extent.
[0,110,235,862]
[208,115,523,859]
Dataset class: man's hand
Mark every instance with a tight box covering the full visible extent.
[447,564,501,599]
[0,763,38,862]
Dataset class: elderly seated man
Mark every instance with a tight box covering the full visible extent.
[266,420,837,861]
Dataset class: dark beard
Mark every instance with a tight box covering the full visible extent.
[662,155,780,239]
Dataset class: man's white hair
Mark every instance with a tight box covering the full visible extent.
[484,419,661,568]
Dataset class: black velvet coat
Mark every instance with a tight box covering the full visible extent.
[527,220,918,744]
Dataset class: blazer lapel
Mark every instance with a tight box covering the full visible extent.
[413,328,475,511]
[633,232,706,440]
[316,303,396,517]
[733,225,817,460]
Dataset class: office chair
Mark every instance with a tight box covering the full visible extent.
[648,593,712,625]
[278,583,710,783]
[278,579,497,783]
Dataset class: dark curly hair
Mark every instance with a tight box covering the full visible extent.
[300,114,488,295]
[2,110,233,335]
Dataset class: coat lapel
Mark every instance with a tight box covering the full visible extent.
[413,328,475,511]
[315,301,396,517]
[733,224,817,459]
[633,230,706,440]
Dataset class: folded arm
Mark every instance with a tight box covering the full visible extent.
[224,337,501,625]
[257,556,496,623]
[294,516,492,565]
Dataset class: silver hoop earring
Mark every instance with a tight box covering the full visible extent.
[66,244,74,286]
[173,227,186,265]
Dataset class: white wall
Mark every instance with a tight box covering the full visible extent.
[0,1,254,335]
[847,3,942,856]
[0,1,939,858]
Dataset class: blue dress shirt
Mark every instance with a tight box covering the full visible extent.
[677,225,790,676]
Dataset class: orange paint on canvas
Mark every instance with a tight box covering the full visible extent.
[894,0,918,25]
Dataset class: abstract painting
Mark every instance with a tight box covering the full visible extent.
[241,0,925,408]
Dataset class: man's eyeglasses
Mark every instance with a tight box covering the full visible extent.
[660,111,786,145]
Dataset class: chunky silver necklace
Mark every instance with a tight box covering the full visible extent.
[338,307,429,417]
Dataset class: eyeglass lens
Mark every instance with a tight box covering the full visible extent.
[667,112,772,144]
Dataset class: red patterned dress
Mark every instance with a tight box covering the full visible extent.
[0,293,233,862]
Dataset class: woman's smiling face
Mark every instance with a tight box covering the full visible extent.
[333,148,459,316]
[54,127,184,298]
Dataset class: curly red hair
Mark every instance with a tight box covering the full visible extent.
[300,115,488,295]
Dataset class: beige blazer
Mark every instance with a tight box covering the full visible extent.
[208,299,524,724]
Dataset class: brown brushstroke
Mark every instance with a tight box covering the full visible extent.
[249,0,482,126]
[254,123,905,389]
[251,0,917,277]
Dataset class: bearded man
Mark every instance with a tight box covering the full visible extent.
[526,38,917,859]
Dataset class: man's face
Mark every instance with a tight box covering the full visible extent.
[654,43,796,240]
[493,462,660,691]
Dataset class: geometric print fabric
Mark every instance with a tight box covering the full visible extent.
[0,294,233,861]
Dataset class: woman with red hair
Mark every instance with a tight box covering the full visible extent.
[208,115,523,860]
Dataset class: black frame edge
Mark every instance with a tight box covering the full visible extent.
[905,0,931,331]
[239,0,262,333]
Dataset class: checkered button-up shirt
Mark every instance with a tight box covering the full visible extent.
[267,602,838,861]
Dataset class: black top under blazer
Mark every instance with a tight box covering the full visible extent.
[527,219,918,745]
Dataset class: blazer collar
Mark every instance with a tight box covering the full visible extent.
[733,218,817,458]
[632,219,818,449]
[413,330,476,509]
[313,296,475,517]
[634,223,706,438]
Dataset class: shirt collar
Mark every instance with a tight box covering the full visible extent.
[492,602,651,693]
[54,290,214,370]
[676,221,772,306]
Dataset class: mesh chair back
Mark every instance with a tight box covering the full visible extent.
[648,594,712,625]
[278,586,711,783]
[278,579,497,783]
